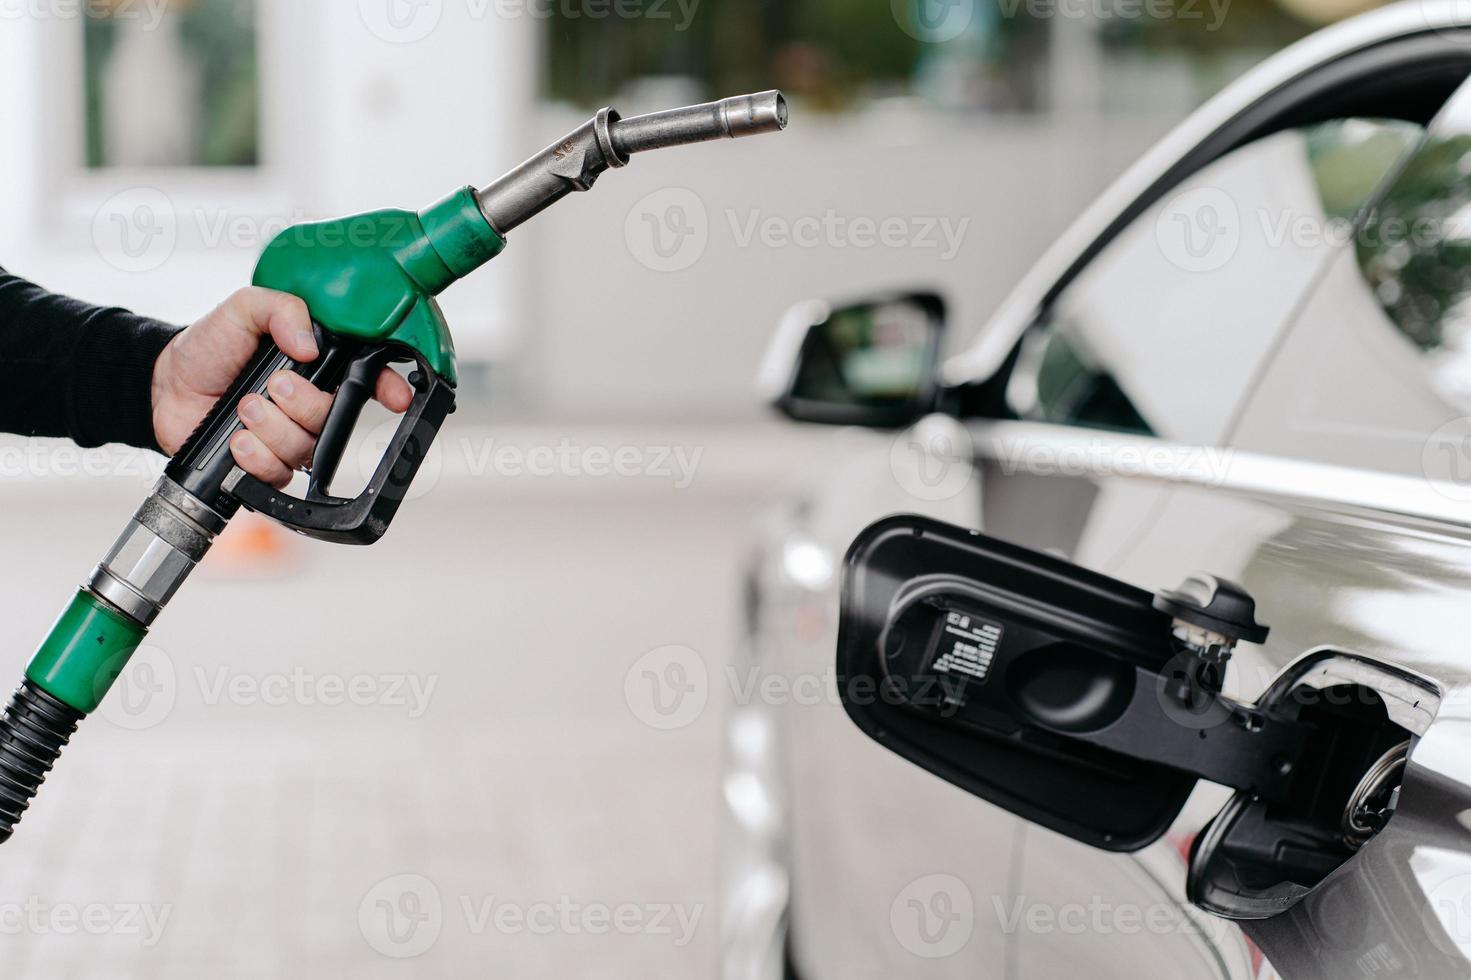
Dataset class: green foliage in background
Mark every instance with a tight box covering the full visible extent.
[85,0,259,168]
[1357,133,1471,353]
[544,0,1033,109]
[544,0,1316,111]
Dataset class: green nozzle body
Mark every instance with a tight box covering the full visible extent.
[250,186,506,386]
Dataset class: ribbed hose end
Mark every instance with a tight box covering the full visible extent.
[0,681,84,844]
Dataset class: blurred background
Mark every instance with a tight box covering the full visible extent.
[0,0,1379,975]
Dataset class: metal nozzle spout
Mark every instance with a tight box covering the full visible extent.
[475,90,787,237]
[609,90,788,157]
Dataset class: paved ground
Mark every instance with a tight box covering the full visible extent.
[0,435,796,978]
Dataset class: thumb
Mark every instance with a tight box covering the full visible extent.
[223,287,319,362]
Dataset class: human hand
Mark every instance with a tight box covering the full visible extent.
[151,287,413,486]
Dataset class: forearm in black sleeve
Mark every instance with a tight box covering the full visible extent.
[0,268,181,451]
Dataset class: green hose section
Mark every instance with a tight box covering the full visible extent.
[24,591,147,714]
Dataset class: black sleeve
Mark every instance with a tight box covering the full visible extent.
[0,268,182,452]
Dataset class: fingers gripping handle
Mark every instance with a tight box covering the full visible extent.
[164,324,356,512]
[226,347,456,545]
[164,326,455,545]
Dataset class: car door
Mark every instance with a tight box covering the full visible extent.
[849,54,1471,980]
[771,105,1429,980]
[759,12,1471,980]
[964,114,1425,979]
[1214,74,1471,978]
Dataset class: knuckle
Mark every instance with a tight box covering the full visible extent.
[276,292,310,319]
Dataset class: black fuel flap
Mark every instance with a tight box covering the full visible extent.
[837,514,1307,853]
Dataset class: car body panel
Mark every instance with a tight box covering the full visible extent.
[723,6,1471,979]
[944,0,1471,388]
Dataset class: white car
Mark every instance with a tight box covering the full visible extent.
[721,4,1471,978]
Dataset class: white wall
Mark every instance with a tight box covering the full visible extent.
[510,105,1169,421]
[0,0,1169,424]
[0,0,537,361]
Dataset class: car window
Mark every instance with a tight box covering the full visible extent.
[1004,118,1424,445]
[1231,80,1471,482]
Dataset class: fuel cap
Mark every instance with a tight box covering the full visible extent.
[1153,574,1269,644]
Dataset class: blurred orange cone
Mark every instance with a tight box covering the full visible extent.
[202,512,300,579]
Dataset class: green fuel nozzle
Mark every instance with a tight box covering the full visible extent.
[0,91,788,845]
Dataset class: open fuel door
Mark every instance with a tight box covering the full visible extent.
[838,515,1423,916]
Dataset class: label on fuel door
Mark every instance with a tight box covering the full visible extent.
[929,610,1002,695]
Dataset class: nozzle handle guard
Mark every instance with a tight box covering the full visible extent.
[223,339,456,545]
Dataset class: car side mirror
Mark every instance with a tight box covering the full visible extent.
[758,292,945,428]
